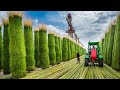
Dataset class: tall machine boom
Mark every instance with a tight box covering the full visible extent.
[66,13,79,42]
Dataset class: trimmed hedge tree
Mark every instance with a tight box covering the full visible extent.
[101,38,104,56]
[106,25,116,66]
[106,29,111,65]
[39,25,50,69]
[55,35,61,64]
[70,40,73,59]
[3,19,10,74]
[103,32,107,63]
[8,12,26,79]
[112,15,120,70]
[62,37,68,61]
[58,36,62,63]
[34,28,40,67]
[59,37,62,62]
[73,42,75,58]
[0,25,2,71]
[48,33,56,65]
[24,20,35,71]
[67,38,71,60]
[108,25,116,66]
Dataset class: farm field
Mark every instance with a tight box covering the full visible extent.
[22,56,120,79]
[0,11,120,79]
[1,56,120,79]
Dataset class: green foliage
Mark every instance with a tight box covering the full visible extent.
[55,36,61,64]
[72,43,75,58]
[70,41,73,59]
[106,25,116,66]
[58,37,62,63]
[62,38,68,61]
[34,31,40,67]
[24,25,35,71]
[103,33,108,63]
[0,26,3,71]
[9,15,26,79]
[48,34,56,65]
[108,25,115,66]
[59,38,62,62]
[106,30,111,65]
[99,40,102,55]
[3,23,10,74]
[75,44,77,54]
[39,30,50,69]
[101,38,104,56]
[71,42,74,59]
[112,16,120,70]
[67,39,71,60]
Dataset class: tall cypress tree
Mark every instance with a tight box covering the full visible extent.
[48,32,56,65]
[67,38,71,60]
[0,25,3,71]
[39,25,50,69]
[112,15,120,70]
[8,11,26,79]
[62,37,68,61]
[3,19,10,74]
[34,28,40,67]
[55,35,61,64]
[24,20,35,71]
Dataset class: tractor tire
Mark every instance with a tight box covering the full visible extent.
[85,59,89,66]
[99,59,103,67]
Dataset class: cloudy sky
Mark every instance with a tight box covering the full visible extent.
[0,11,119,49]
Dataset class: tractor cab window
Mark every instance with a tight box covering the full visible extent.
[92,45,97,49]
[93,45,95,49]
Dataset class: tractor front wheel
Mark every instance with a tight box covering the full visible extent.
[99,59,103,67]
[85,59,89,66]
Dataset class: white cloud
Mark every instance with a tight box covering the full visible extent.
[34,19,39,23]
[46,25,66,37]
[48,11,118,49]
[0,11,8,24]
[0,11,119,50]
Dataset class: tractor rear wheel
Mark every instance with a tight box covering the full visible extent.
[99,59,103,67]
[85,59,89,66]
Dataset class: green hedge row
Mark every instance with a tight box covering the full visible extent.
[1,12,86,78]
[99,15,120,71]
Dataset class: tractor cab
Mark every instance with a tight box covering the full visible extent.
[84,41,103,67]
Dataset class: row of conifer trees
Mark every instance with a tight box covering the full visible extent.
[99,14,120,71]
[0,11,86,79]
